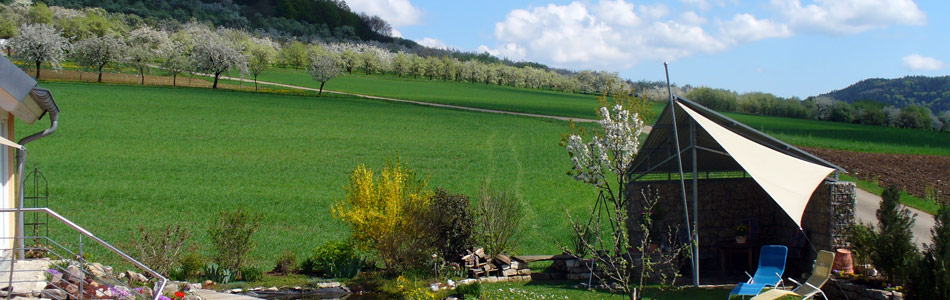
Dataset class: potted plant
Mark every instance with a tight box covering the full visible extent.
[733,224,749,244]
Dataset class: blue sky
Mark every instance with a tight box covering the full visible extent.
[344,0,947,98]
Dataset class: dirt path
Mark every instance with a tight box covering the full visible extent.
[216,75,655,134]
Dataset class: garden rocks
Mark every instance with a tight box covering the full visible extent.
[314,282,341,289]
[125,271,148,283]
[40,288,67,300]
[86,263,112,279]
[64,265,84,282]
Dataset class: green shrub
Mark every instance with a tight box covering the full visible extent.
[453,282,481,299]
[301,240,363,278]
[473,185,523,257]
[239,266,263,282]
[849,223,877,263]
[170,251,206,281]
[272,251,298,275]
[129,224,192,277]
[208,209,263,273]
[422,188,475,263]
[906,203,950,300]
[202,263,232,284]
[873,186,919,283]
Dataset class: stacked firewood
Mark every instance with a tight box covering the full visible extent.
[460,248,531,282]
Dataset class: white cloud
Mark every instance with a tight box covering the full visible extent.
[772,0,926,34]
[345,0,424,27]
[390,28,403,38]
[681,0,710,10]
[902,54,944,71]
[680,11,707,25]
[417,37,448,50]
[482,1,731,69]
[720,13,792,43]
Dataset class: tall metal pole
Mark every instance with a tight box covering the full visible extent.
[690,119,700,287]
[665,62,697,287]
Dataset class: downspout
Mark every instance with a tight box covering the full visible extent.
[15,87,59,259]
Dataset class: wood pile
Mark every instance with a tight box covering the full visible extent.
[461,248,531,282]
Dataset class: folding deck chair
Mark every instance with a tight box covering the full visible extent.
[727,245,788,299]
[750,250,836,300]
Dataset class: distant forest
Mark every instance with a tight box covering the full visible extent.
[40,0,403,44]
[821,76,950,113]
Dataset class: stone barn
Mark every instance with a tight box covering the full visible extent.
[626,96,855,286]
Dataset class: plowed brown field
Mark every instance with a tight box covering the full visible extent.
[804,147,949,201]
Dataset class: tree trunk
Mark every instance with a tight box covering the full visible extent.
[98,64,104,83]
[254,75,259,91]
[213,73,220,89]
[173,74,177,87]
[139,68,145,85]
[318,81,326,96]
[35,61,41,80]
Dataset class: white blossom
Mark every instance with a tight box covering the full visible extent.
[190,29,246,89]
[566,104,644,187]
[307,50,342,96]
[10,23,69,80]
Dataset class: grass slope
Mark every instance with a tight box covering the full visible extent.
[247,68,948,156]
[723,112,950,156]
[246,68,659,120]
[21,82,598,268]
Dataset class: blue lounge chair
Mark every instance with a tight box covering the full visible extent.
[728,245,788,299]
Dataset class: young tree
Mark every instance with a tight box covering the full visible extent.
[160,40,190,87]
[306,50,342,96]
[10,23,69,80]
[278,41,307,69]
[27,2,53,25]
[127,26,169,85]
[0,5,22,56]
[190,30,246,89]
[73,35,127,83]
[563,91,680,300]
[391,53,410,77]
[873,186,919,283]
[360,50,380,75]
[906,202,950,300]
[245,39,277,91]
[339,48,360,74]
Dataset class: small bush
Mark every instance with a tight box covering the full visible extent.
[453,282,481,299]
[302,240,363,278]
[170,251,206,281]
[421,188,475,262]
[849,222,877,263]
[129,224,192,276]
[473,185,523,257]
[272,251,298,275]
[333,160,433,273]
[208,209,263,273]
[239,266,263,282]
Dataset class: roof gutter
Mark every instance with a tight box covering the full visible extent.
[15,87,59,258]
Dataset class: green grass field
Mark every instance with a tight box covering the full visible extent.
[21,81,600,268]
[723,112,950,156]
[243,68,671,120]
[245,68,948,156]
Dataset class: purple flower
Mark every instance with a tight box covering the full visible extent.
[46,269,62,275]
[159,296,171,300]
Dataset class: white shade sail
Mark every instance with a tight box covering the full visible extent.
[0,136,20,150]
[677,102,835,228]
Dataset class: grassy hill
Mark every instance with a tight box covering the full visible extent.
[21,81,599,268]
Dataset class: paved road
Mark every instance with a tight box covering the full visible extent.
[853,188,935,248]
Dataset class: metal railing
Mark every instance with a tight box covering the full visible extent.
[0,208,167,300]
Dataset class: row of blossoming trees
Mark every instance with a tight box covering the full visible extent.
[1,2,628,95]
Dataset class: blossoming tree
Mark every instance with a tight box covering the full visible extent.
[564,92,685,300]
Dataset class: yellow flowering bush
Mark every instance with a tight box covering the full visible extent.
[333,160,433,273]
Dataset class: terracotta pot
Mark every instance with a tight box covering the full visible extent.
[833,248,854,274]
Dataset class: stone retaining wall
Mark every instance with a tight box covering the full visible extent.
[824,280,904,300]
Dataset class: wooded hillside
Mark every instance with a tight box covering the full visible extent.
[821,76,950,113]
[42,0,398,43]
